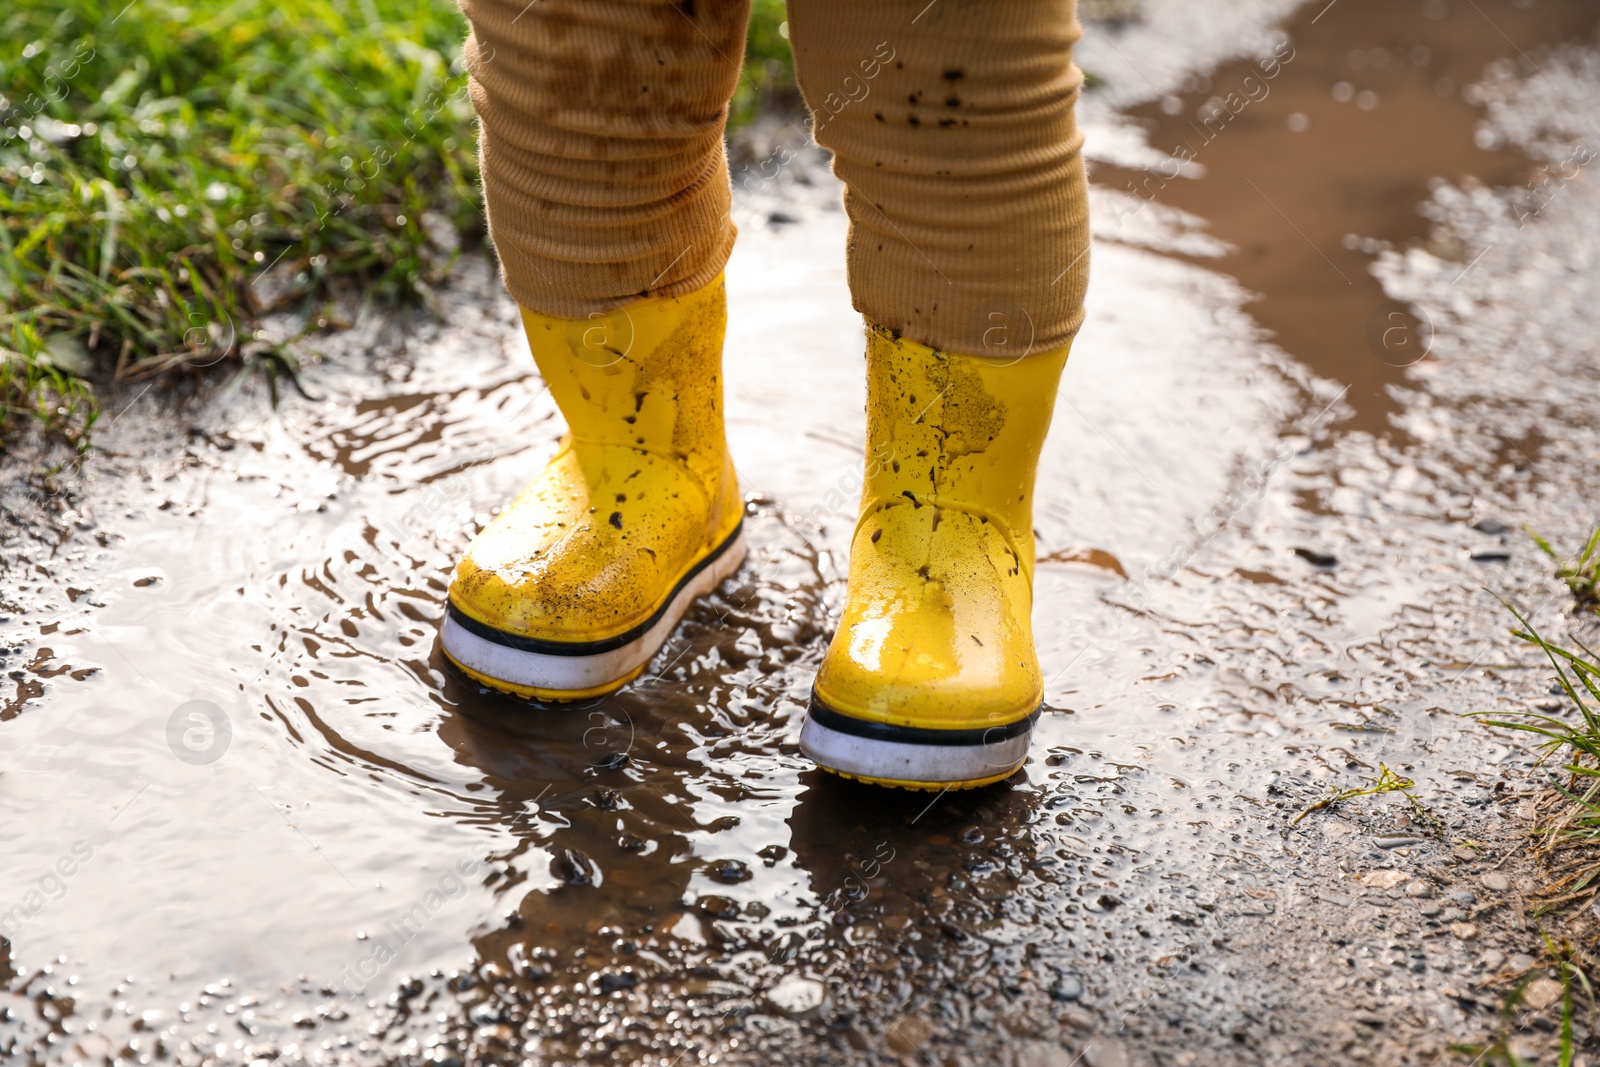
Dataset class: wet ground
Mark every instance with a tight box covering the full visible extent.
[5,0,1600,1063]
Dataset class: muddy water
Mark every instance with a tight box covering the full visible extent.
[4,2,1600,1064]
[1092,0,1599,435]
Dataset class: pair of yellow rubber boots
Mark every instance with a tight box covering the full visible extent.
[440,276,1068,790]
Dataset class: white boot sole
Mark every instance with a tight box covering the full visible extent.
[441,526,747,699]
[799,701,1036,788]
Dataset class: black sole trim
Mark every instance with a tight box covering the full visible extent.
[805,693,1040,747]
[446,519,744,657]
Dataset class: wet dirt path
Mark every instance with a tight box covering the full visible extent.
[5,1,1600,1064]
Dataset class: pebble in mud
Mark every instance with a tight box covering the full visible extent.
[594,968,639,994]
[1404,880,1432,899]
[1014,1040,1078,1067]
[1523,978,1565,1010]
[696,895,740,919]
[709,858,752,883]
[1083,1039,1134,1067]
[550,848,597,887]
[1481,872,1511,892]
[1049,973,1086,1002]
[1058,1008,1097,1033]
[765,975,826,1017]
[1293,547,1338,568]
[884,1014,936,1055]
[1361,870,1407,890]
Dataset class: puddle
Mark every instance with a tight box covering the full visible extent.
[1089,0,1599,435]
[4,1,1600,1063]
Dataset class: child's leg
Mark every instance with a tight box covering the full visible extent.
[789,0,1090,789]
[459,0,751,317]
[443,0,751,701]
[787,0,1090,357]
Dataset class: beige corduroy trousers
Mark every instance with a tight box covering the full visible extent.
[458,0,1089,357]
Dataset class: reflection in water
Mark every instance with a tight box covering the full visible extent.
[313,504,1177,1062]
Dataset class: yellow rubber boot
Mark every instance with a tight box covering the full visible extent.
[440,276,745,701]
[800,323,1070,789]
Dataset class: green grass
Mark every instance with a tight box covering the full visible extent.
[0,0,793,445]
[1460,529,1600,1063]
[1457,936,1593,1067]
[1290,763,1415,825]
[734,0,800,131]
[1476,590,1600,913]
[1529,524,1600,615]
[1478,603,1600,885]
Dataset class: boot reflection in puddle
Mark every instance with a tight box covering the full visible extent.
[432,571,820,997]
[784,770,1073,1011]
[437,0,1091,791]
[435,678,706,990]
[435,660,1067,1032]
